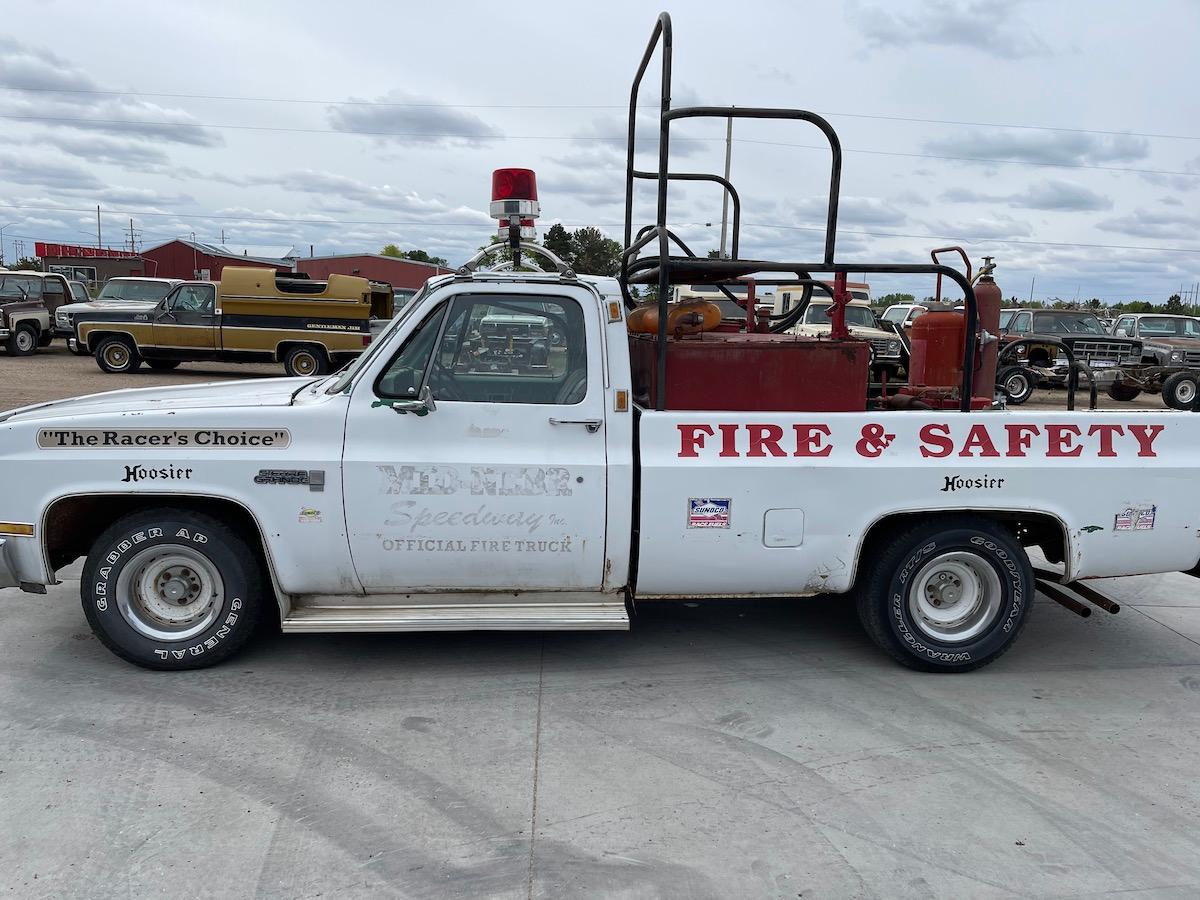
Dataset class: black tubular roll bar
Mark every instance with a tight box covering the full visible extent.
[619,11,980,412]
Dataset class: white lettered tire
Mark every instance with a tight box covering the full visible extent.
[856,517,1034,672]
[81,509,264,669]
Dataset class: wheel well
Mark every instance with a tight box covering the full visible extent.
[43,493,272,580]
[83,330,132,352]
[1027,348,1051,365]
[276,341,327,363]
[854,509,1068,586]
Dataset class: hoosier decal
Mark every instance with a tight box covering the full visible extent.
[38,428,291,449]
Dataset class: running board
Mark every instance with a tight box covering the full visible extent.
[282,601,629,633]
[1034,568,1121,618]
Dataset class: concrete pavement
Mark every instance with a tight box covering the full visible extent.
[3,567,1200,898]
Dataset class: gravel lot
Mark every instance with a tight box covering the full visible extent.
[2,341,1198,899]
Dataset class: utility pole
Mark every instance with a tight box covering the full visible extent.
[718,108,733,259]
[221,228,225,245]
[1028,275,1035,305]
[96,205,102,248]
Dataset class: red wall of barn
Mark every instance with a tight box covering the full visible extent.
[297,255,449,289]
[141,241,290,280]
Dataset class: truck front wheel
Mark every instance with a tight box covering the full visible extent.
[81,509,265,669]
[856,517,1034,672]
[95,336,142,373]
[1162,371,1199,410]
[7,323,38,356]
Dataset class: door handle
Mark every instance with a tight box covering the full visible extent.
[549,418,602,433]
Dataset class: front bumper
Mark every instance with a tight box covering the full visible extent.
[0,328,9,340]
[67,337,79,352]
[54,326,74,339]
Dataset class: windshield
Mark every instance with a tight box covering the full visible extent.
[881,306,908,323]
[1137,316,1200,338]
[96,280,174,302]
[0,274,42,301]
[325,282,431,393]
[804,303,878,328]
[1032,312,1106,335]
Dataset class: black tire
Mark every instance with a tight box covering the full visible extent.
[95,335,142,373]
[1107,382,1141,402]
[147,359,182,371]
[81,508,265,670]
[997,365,1033,405]
[7,323,38,356]
[856,516,1034,673]
[283,345,328,377]
[38,330,53,347]
[1162,371,1199,411]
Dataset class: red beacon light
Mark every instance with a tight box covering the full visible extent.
[490,167,540,241]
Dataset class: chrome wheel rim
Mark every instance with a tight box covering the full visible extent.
[292,352,316,375]
[1174,380,1196,405]
[1004,371,1029,398]
[115,544,224,641]
[104,344,130,369]
[16,330,34,352]
[907,551,1002,643]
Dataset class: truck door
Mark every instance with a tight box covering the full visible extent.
[152,284,218,357]
[341,288,608,593]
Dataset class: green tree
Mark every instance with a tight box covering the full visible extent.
[380,244,403,258]
[6,255,41,270]
[1088,298,1101,310]
[877,292,916,305]
[543,224,575,266]
[1164,293,1185,315]
[571,226,623,276]
[401,249,448,266]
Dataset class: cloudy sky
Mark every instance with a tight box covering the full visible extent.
[2,0,1198,303]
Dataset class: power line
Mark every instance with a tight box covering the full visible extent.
[2,112,1198,179]
[4,84,1198,142]
[3,202,1197,255]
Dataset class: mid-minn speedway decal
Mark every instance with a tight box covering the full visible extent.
[38,428,290,449]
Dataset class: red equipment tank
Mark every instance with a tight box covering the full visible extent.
[973,258,1002,394]
[907,307,965,388]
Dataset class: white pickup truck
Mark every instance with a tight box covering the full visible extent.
[1,261,1198,672]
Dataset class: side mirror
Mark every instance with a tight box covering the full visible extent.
[390,384,437,415]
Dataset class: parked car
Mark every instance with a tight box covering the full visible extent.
[70,268,394,376]
[1110,313,1200,409]
[0,270,72,355]
[791,298,904,382]
[999,308,1143,402]
[53,276,182,351]
[880,303,928,329]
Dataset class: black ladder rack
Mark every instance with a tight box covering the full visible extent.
[619,11,979,412]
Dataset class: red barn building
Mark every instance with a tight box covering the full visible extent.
[297,254,453,301]
[141,240,294,281]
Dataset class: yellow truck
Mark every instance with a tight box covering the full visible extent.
[70,268,394,376]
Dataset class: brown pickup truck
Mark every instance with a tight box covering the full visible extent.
[0,270,71,356]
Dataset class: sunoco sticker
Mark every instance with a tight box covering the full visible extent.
[688,497,731,529]
[37,428,291,449]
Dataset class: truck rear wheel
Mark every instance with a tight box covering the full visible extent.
[7,323,38,356]
[95,336,142,373]
[997,365,1033,405]
[81,509,265,669]
[856,516,1033,672]
[1162,371,1198,410]
[283,345,328,377]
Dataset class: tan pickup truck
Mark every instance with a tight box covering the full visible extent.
[71,268,395,376]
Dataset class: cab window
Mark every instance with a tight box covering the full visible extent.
[376,294,587,405]
[1011,312,1031,334]
[1114,318,1134,336]
[169,284,215,313]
